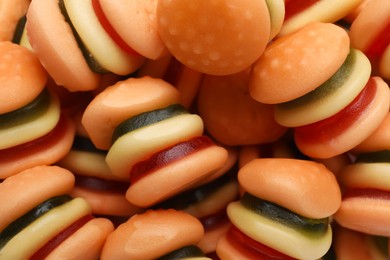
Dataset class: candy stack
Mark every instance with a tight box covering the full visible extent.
[1,0,390,259]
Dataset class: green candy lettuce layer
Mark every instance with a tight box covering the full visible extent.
[72,135,107,154]
[241,192,329,237]
[278,48,355,110]
[111,104,188,144]
[11,16,27,44]
[371,235,389,257]
[157,245,205,260]
[0,195,72,249]
[0,88,50,129]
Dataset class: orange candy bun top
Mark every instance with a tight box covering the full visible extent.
[238,158,342,219]
[82,76,181,150]
[0,41,48,114]
[349,0,390,52]
[26,0,101,91]
[0,165,75,232]
[98,0,168,60]
[249,22,350,104]
[157,0,271,75]
[101,209,204,260]
[197,70,287,146]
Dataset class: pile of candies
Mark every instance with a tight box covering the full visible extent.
[2,0,390,259]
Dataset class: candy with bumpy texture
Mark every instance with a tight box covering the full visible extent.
[26,0,145,91]
[156,0,284,75]
[0,42,75,179]
[253,21,390,159]
[6,0,390,258]
[0,165,114,259]
[197,69,287,146]
[63,0,144,75]
[82,76,181,151]
[349,0,390,80]
[26,0,101,91]
[96,0,168,60]
[83,76,228,208]
[274,48,371,127]
[250,22,351,104]
[217,158,341,260]
[0,41,47,114]
[101,209,211,260]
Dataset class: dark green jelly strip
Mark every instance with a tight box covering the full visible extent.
[0,195,72,249]
[11,15,27,44]
[58,0,108,74]
[240,192,329,237]
[157,245,205,260]
[72,135,107,154]
[355,150,390,163]
[278,48,355,110]
[371,235,389,257]
[111,104,188,144]
[0,88,50,129]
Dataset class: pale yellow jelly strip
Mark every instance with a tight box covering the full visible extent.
[265,0,285,40]
[64,0,143,75]
[275,49,371,127]
[340,163,390,191]
[279,0,362,36]
[379,44,390,80]
[0,197,91,259]
[185,181,239,219]
[58,150,123,181]
[0,92,60,150]
[227,202,332,260]
[19,27,33,51]
[106,114,204,178]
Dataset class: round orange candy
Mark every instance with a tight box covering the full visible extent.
[156,0,271,75]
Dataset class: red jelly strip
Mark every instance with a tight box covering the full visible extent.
[75,175,128,193]
[0,115,68,160]
[91,0,140,56]
[130,136,213,184]
[343,188,390,200]
[226,224,296,260]
[364,20,390,74]
[30,214,94,260]
[295,77,377,144]
[284,0,320,21]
